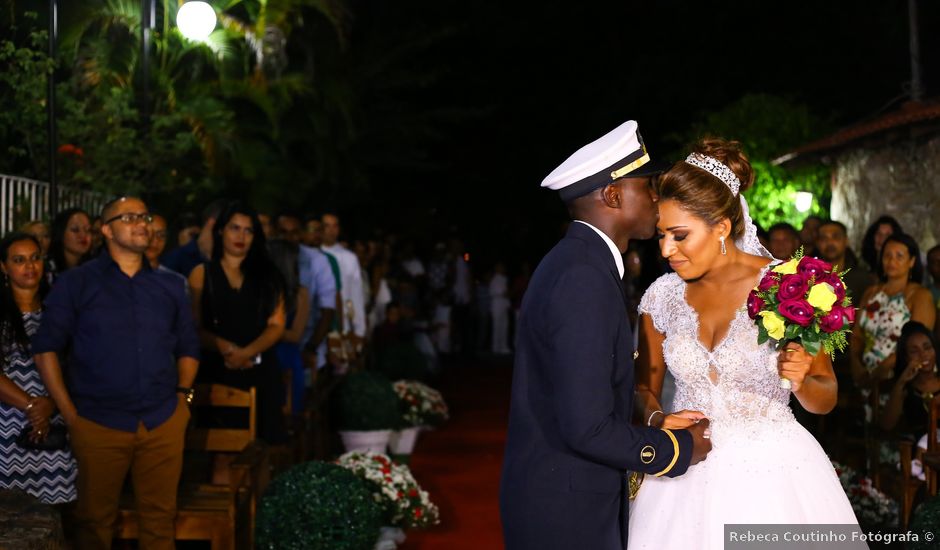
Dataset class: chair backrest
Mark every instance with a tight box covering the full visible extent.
[186,384,256,452]
[927,394,940,495]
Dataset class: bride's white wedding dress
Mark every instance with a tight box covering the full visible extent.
[627,267,859,550]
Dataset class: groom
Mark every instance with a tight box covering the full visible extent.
[500,120,712,550]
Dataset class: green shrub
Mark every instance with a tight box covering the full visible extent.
[255,461,383,550]
[333,369,401,431]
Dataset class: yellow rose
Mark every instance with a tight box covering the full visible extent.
[772,258,799,275]
[807,283,837,312]
[759,311,786,340]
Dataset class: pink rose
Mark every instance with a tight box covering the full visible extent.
[758,272,779,291]
[815,272,847,301]
[777,274,809,301]
[844,306,856,325]
[747,290,765,319]
[798,256,833,278]
[778,299,815,327]
[819,305,850,333]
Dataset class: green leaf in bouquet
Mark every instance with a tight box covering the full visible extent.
[802,338,821,357]
[757,325,770,345]
[785,323,801,340]
[803,330,820,343]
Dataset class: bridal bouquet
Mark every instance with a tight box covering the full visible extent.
[336,451,440,529]
[747,249,855,387]
[393,380,449,428]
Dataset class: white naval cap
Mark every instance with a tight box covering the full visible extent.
[541,120,666,202]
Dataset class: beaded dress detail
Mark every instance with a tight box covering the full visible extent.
[627,268,860,549]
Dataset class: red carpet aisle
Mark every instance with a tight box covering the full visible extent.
[402,356,511,550]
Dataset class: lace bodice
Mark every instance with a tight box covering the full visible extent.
[639,270,793,425]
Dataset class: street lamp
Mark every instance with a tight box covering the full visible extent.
[795,191,813,213]
[177,1,218,42]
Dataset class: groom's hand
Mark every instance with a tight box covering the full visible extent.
[662,410,707,430]
[686,418,712,466]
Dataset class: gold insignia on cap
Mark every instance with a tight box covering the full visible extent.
[610,152,650,180]
[640,445,655,465]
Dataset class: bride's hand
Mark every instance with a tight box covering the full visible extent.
[778,343,813,392]
[662,410,707,430]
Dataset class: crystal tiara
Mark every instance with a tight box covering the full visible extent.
[684,152,741,196]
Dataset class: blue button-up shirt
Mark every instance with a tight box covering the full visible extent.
[32,252,201,432]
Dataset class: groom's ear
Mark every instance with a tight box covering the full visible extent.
[601,182,622,209]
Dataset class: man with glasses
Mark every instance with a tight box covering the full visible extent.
[33,196,200,550]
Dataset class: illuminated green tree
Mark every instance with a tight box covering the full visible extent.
[672,94,831,230]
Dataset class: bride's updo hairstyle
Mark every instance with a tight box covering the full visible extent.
[657,138,755,240]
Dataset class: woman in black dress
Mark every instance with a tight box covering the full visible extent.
[880,321,940,437]
[188,202,287,443]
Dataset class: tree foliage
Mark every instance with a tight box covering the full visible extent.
[670,94,831,230]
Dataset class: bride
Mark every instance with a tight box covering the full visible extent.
[627,138,859,549]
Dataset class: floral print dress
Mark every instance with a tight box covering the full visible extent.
[859,289,911,371]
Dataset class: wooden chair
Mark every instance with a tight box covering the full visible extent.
[115,384,270,550]
[919,394,940,497]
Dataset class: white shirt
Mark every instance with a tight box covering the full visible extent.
[321,243,367,337]
[574,220,624,279]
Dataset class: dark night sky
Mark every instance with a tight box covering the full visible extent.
[348,0,940,265]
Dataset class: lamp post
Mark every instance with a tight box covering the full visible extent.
[177,1,218,42]
[141,0,155,124]
[47,0,58,215]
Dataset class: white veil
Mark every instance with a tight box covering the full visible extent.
[736,195,775,261]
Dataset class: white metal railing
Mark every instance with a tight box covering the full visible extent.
[0,174,107,235]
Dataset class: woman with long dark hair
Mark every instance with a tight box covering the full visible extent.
[0,233,76,504]
[861,215,903,274]
[880,321,939,434]
[47,207,93,282]
[188,202,287,442]
[852,233,935,387]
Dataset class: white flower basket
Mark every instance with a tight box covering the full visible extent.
[339,430,392,453]
[388,427,421,455]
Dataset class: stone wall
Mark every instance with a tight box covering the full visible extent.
[830,133,940,254]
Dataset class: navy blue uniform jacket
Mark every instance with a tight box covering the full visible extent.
[500,222,693,550]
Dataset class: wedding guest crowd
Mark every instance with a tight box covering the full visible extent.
[6,187,940,545]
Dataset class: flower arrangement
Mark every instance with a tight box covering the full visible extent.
[393,380,449,428]
[831,460,899,529]
[337,451,440,529]
[747,249,855,387]
[255,461,383,550]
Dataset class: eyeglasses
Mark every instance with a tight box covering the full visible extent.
[104,212,153,225]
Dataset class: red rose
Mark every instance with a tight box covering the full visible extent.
[777,274,809,301]
[798,256,833,278]
[408,488,418,497]
[815,272,847,301]
[758,272,779,291]
[844,306,856,324]
[747,290,765,319]
[414,508,424,518]
[819,305,850,333]
[778,299,814,327]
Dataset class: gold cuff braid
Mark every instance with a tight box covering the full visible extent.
[652,429,679,477]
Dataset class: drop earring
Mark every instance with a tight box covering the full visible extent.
[720,235,727,255]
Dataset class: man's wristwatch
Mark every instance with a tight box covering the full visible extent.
[176,386,195,405]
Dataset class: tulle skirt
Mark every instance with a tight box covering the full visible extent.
[628,417,859,550]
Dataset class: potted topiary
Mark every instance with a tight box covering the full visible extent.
[388,380,449,459]
[256,461,383,550]
[333,370,401,452]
